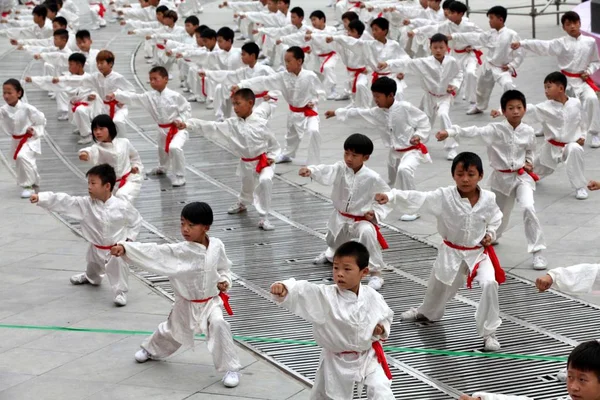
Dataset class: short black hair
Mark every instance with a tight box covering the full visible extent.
[568,340,600,381]
[544,71,567,89]
[310,10,325,21]
[149,65,168,78]
[75,29,91,41]
[68,52,86,66]
[430,33,448,45]
[156,5,168,13]
[286,46,305,62]
[45,2,59,14]
[290,6,304,18]
[162,10,178,22]
[86,163,117,191]
[52,16,68,27]
[278,0,290,5]
[194,25,208,35]
[3,78,24,99]
[371,76,396,96]
[200,28,217,40]
[341,11,359,21]
[217,26,234,42]
[500,89,526,111]
[181,202,213,226]
[333,241,370,270]
[91,114,118,141]
[561,10,580,25]
[448,1,468,14]
[442,0,454,9]
[344,133,373,156]
[487,5,507,22]
[233,88,256,103]
[53,28,69,41]
[370,17,389,32]
[348,19,365,35]
[451,152,483,176]
[185,15,199,25]
[32,5,48,18]
[241,42,260,58]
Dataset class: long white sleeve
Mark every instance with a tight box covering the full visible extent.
[548,264,600,294]
[472,393,533,400]
[36,192,87,220]
[307,163,343,186]
[275,278,330,325]
[121,242,207,277]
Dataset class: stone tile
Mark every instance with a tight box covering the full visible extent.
[120,362,222,392]
[0,376,108,400]
[20,330,126,355]
[0,328,51,351]
[0,348,82,375]
[2,253,86,271]
[168,341,257,368]
[286,390,312,400]
[83,384,193,400]
[0,372,34,393]
[185,394,259,400]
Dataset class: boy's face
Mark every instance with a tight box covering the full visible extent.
[452,162,483,193]
[488,14,503,30]
[342,17,351,31]
[217,36,232,51]
[76,37,92,52]
[87,174,111,199]
[563,19,581,37]
[156,12,164,23]
[149,72,168,91]
[68,60,84,75]
[205,37,217,50]
[567,367,600,400]
[266,0,277,12]
[195,33,203,46]
[47,10,56,20]
[241,50,255,65]
[344,149,369,171]
[447,10,463,24]
[372,92,394,109]
[284,51,302,74]
[232,95,254,119]
[276,0,287,12]
[290,13,302,26]
[430,40,448,59]
[185,22,197,35]
[371,24,387,41]
[428,0,440,10]
[502,99,525,126]
[96,59,112,75]
[53,36,67,48]
[544,81,564,100]
[163,16,174,26]
[33,14,43,24]
[332,255,369,292]
[347,28,360,39]
[180,217,209,243]
[52,21,64,30]
[3,84,20,106]
[310,16,325,30]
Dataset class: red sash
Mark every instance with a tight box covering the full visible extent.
[428,90,455,97]
[372,341,393,380]
[349,1,363,8]
[301,46,311,53]
[255,91,269,98]
[443,240,505,289]
[491,62,517,78]
[158,123,179,153]
[497,167,539,182]
[454,47,483,65]
[2,11,10,18]
[103,99,119,119]
[117,170,131,188]
[90,3,106,18]
[12,133,33,160]
[94,244,113,250]
[339,211,388,249]
[395,143,428,155]
[24,1,36,6]
[241,152,269,173]
[371,71,390,84]
[347,66,366,93]
[71,101,88,113]
[561,69,600,92]
[201,75,207,97]
[318,51,336,73]
[191,292,233,316]
[548,138,567,148]
[289,104,318,117]
[156,43,166,50]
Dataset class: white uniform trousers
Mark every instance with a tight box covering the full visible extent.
[314,53,338,95]
[387,149,429,190]
[238,164,273,216]
[55,90,70,114]
[13,141,40,187]
[535,142,587,190]
[71,104,93,137]
[457,55,478,104]
[157,128,188,178]
[475,64,516,111]
[418,259,502,338]
[114,173,143,204]
[213,83,232,120]
[89,4,106,29]
[350,72,372,109]
[284,112,321,165]
[84,244,129,296]
[177,58,191,89]
[420,92,458,151]
[188,67,214,102]
[326,221,385,272]
[569,81,600,137]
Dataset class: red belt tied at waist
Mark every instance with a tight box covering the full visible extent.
[94,244,113,250]
[548,138,567,148]
[289,104,318,117]
[191,292,233,316]
[71,101,88,113]
[428,90,456,97]
[318,51,336,73]
[12,133,33,160]
[301,46,311,53]
[372,71,390,84]
[158,123,179,153]
[91,2,106,18]
[241,152,269,173]
[117,170,131,188]
[395,142,428,155]
[443,240,505,289]
[454,47,483,65]
[103,99,119,119]
[490,62,517,78]
[561,69,600,92]
[338,341,392,380]
[156,43,166,50]
[347,66,366,93]
[339,211,388,249]
[497,167,539,182]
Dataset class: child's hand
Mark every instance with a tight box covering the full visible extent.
[447,85,456,93]
[364,211,375,221]
[480,234,492,247]
[581,72,590,81]
[105,93,116,102]
[324,110,335,119]
[402,18,410,25]
[577,137,585,146]
[127,31,135,35]
[459,396,481,400]
[299,167,311,177]
[501,64,510,72]
[270,282,288,297]
[587,180,600,191]
[79,151,90,161]
[267,158,275,165]
[409,135,421,145]
[131,166,140,174]
[119,20,126,25]
[396,72,404,80]
[375,193,389,204]
[9,39,18,45]
[373,323,385,336]
[325,36,333,43]
[24,76,32,83]
[88,94,96,101]
[110,244,126,257]
[445,34,453,41]
[17,45,24,50]
[524,161,533,173]
[435,130,449,141]
[145,35,152,40]
[511,41,521,50]
[52,77,60,84]
[26,127,34,135]
[535,274,553,292]
[217,281,229,292]
[275,39,282,45]
[33,53,41,60]
[198,70,206,78]
[407,31,415,38]
[230,85,240,94]
[29,193,39,203]
[490,109,501,118]
[165,50,172,56]
[175,121,186,130]
[306,101,315,109]
[304,33,311,42]
[377,61,388,70]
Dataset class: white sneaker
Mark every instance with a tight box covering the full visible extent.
[222,371,240,388]
[134,348,151,363]
[20,187,33,198]
[532,253,548,270]
[275,154,292,164]
[172,176,186,187]
[335,93,350,101]
[313,252,332,265]
[483,334,501,351]
[206,99,214,110]
[57,112,69,121]
[187,94,199,102]
[114,293,127,306]
[181,87,190,93]
[576,188,588,200]
[77,136,93,145]
[326,91,338,100]
[591,135,600,148]
[72,129,80,135]
[367,275,384,290]
[535,130,544,137]
[400,214,420,221]
[446,149,458,160]
[466,105,483,115]
[400,307,429,322]
[148,166,166,176]
[557,367,567,382]
[227,202,247,214]
[70,273,89,285]
[258,219,275,231]
[48,92,55,99]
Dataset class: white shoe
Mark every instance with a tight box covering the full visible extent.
[535,130,544,137]
[114,293,127,306]
[400,307,429,322]
[222,371,240,388]
[70,273,89,285]
[367,276,384,290]
[135,348,151,363]
[148,166,166,176]
[483,334,501,351]
[72,129,80,135]
[181,87,190,93]
[557,367,567,382]
[591,135,600,148]
[77,136,93,145]
[258,219,275,231]
[400,214,420,221]
[576,188,588,200]
[20,187,33,198]
[172,176,186,187]
[466,105,483,115]
[275,154,292,164]
[313,252,332,265]
[326,91,338,100]
[237,35,247,41]
[227,202,247,214]
[206,100,214,110]
[334,93,350,101]
[446,149,458,160]
[187,94,199,102]
[57,113,69,121]
[532,253,548,270]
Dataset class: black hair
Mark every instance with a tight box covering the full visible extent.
[86,163,117,191]
[53,28,69,41]
[371,76,396,96]
[52,16,67,27]
[341,11,359,21]
[156,5,168,13]
[32,4,48,18]
[310,10,326,21]
[200,28,217,39]
[75,29,91,41]
[233,88,256,103]
[149,65,168,77]
[68,52,86,66]
[286,46,305,62]
[448,1,468,14]
[567,340,600,381]
[544,71,567,89]
[442,0,454,9]
[162,9,178,22]
[194,25,208,35]
[290,6,303,18]
[217,26,234,42]
[184,15,199,25]
[500,89,526,111]
[3,78,24,99]
[344,133,374,156]
[45,2,59,14]
[181,202,214,226]
[241,42,260,58]
[333,241,370,270]
[348,19,365,35]
[278,0,290,5]
[91,114,118,141]
[561,11,580,25]
[487,5,507,22]
[451,151,483,176]
[430,33,448,45]
[370,17,389,32]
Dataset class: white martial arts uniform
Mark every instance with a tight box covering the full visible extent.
[36,192,142,298]
[88,0,108,30]
[385,186,504,338]
[113,87,191,180]
[186,110,280,219]
[307,162,391,271]
[240,9,287,64]
[386,55,463,152]
[0,100,45,188]
[520,34,600,139]
[262,23,309,72]
[452,26,523,111]
[119,239,241,372]
[272,279,395,400]
[189,47,243,104]
[301,25,340,97]
[238,68,325,165]
[79,138,144,204]
[526,98,588,191]
[334,100,431,189]
[468,394,571,400]
[446,121,545,254]
[1,20,52,40]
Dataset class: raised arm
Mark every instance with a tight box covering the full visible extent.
[272,278,330,324]
[121,242,208,277]
[547,264,600,294]
[384,187,444,217]
[446,124,496,146]
[238,72,285,94]
[306,162,343,186]
[36,192,88,220]
[519,38,561,57]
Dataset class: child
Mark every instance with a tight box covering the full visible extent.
[75,30,100,73]
[379,33,463,160]
[107,66,191,187]
[110,202,241,388]
[178,89,279,230]
[448,6,523,115]
[325,77,431,222]
[270,241,395,399]
[512,11,600,148]
[375,152,505,351]
[299,134,392,290]
[0,78,46,198]
[79,115,144,204]
[233,46,325,165]
[1,5,53,40]
[30,164,142,306]
[437,90,546,269]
